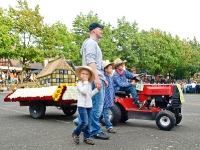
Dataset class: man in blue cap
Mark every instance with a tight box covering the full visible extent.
[73,22,109,140]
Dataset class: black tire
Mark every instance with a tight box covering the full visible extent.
[62,106,77,116]
[100,104,121,126]
[120,110,128,122]
[29,101,46,119]
[155,110,176,131]
[175,114,182,125]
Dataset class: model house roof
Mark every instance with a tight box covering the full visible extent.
[36,57,74,78]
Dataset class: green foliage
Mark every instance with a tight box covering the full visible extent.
[0,8,18,59]
[113,17,139,68]
[1,0,200,80]
[8,0,44,68]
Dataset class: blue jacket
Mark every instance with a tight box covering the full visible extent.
[104,74,115,108]
[113,70,135,91]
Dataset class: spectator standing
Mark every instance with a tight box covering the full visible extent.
[191,81,196,93]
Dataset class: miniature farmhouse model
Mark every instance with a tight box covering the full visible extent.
[36,57,76,86]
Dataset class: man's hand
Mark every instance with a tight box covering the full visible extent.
[94,78,102,90]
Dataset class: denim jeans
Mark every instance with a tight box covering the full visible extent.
[120,86,139,104]
[90,80,105,136]
[73,107,92,139]
[182,88,186,94]
[73,80,105,136]
[102,108,113,130]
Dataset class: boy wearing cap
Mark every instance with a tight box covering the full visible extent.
[72,66,98,145]
[102,60,117,133]
[112,58,144,109]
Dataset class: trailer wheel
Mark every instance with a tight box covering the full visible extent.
[100,104,121,126]
[62,106,77,116]
[29,101,46,119]
[155,110,176,131]
[175,114,182,125]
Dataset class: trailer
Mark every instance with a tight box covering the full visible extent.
[4,84,78,119]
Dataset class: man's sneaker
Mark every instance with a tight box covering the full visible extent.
[72,134,79,144]
[107,128,117,133]
[73,120,78,126]
[93,132,109,140]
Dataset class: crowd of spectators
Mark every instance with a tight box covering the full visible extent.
[0,69,38,86]
[139,74,200,94]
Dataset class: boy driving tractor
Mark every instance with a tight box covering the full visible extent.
[112,58,145,109]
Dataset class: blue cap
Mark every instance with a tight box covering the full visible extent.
[88,22,104,31]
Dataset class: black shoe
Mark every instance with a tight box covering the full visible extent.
[93,132,109,140]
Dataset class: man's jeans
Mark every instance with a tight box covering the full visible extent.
[73,107,92,139]
[73,80,105,136]
[102,107,113,130]
[120,86,139,104]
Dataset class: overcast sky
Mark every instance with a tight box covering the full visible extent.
[1,0,200,41]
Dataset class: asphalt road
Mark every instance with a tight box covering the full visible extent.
[0,93,200,150]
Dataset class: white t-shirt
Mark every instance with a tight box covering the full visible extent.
[191,83,196,88]
[77,81,99,108]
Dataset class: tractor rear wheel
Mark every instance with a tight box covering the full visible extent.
[100,104,121,126]
[155,110,176,131]
[29,101,46,119]
[120,110,128,122]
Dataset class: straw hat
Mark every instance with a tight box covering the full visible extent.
[113,58,127,69]
[103,60,114,68]
[75,66,95,82]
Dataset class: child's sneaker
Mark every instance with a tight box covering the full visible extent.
[84,138,95,145]
[72,134,79,144]
[107,128,117,133]
[137,101,146,109]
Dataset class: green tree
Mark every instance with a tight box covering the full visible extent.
[72,11,116,65]
[113,17,139,68]
[0,8,18,62]
[8,0,45,79]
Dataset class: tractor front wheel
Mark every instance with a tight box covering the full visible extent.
[175,114,182,125]
[155,110,176,131]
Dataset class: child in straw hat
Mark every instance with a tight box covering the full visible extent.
[72,66,99,145]
[102,60,117,133]
[112,58,145,109]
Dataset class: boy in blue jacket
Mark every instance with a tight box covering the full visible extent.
[102,60,117,133]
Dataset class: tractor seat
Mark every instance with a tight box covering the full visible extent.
[115,91,130,98]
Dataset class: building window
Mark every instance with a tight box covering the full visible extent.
[64,70,68,74]
[60,70,64,74]
[68,78,72,83]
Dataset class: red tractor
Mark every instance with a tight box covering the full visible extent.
[102,75,183,131]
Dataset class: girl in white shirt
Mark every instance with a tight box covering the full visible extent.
[72,66,98,145]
